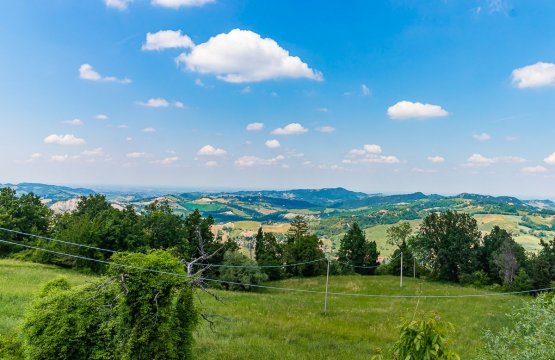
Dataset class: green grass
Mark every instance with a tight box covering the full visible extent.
[0,259,528,359]
[0,260,94,337]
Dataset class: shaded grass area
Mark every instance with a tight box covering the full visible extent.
[0,260,526,359]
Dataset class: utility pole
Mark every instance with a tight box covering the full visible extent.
[324,258,330,316]
[400,251,403,288]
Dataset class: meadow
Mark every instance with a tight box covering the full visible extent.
[0,259,527,359]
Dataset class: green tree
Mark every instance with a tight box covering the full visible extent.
[142,200,188,257]
[286,215,310,244]
[411,211,481,282]
[338,222,379,275]
[255,231,285,280]
[287,234,326,277]
[386,221,412,248]
[0,188,52,256]
[219,251,268,291]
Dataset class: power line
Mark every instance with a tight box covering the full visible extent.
[0,226,116,253]
[193,257,326,269]
[2,237,553,299]
[0,238,185,278]
[335,252,402,269]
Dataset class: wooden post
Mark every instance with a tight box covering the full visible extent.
[324,258,330,316]
[400,251,403,288]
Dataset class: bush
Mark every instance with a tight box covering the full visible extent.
[391,315,459,360]
[219,251,268,291]
[477,295,555,359]
[22,251,197,360]
[460,271,490,287]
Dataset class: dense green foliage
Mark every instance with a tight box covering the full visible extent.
[218,251,268,290]
[385,316,459,360]
[478,295,555,359]
[337,222,379,274]
[254,228,284,280]
[411,211,481,282]
[21,251,197,360]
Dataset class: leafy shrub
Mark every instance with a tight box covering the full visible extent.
[459,271,489,287]
[22,251,197,360]
[219,251,268,291]
[477,295,555,359]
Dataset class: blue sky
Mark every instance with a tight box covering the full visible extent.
[1,0,555,197]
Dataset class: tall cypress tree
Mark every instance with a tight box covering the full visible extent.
[338,222,379,275]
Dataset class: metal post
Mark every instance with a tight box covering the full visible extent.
[324,258,330,316]
[400,251,403,288]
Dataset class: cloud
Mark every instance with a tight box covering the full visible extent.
[31,153,42,159]
[105,0,131,10]
[387,101,449,120]
[125,137,133,141]
[63,118,84,126]
[521,165,547,174]
[265,139,280,148]
[175,29,323,83]
[151,0,214,9]
[142,127,156,132]
[117,124,129,129]
[473,132,491,141]
[50,154,69,162]
[44,134,85,145]
[315,107,329,112]
[344,144,399,164]
[361,84,371,96]
[316,126,335,133]
[412,168,438,173]
[235,155,284,168]
[126,152,147,158]
[463,153,526,167]
[271,123,308,135]
[142,30,195,51]
[512,62,555,89]
[82,148,105,157]
[198,144,227,156]
[96,114,109,120]
[246,122,264,131]
[544,152,555,165]
[427,155,445,163]
[157,156,179,165]
[205,160,218,168]
[79,64,131,84]
[136,98,169,107]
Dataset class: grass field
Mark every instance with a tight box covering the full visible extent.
[0,259,528,359]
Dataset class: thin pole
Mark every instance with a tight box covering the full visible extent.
[400,251,403,288]
[324,258,330,316]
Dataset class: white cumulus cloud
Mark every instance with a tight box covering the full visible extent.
[271,123,308,135]
[544,152,555,165]
[463,153,526,167]
[105,0,131,10]
[126,152,147,158]
[79,64,131,84]
[96,114,109,120]
[198,145,227,156]
[175,29,322,83]
[137,98,169,107]
[512,62,555,89]
[246,122,264,131]
[265,139,280,148]
[205,160,218,168]
[142,30,195,51]
[387,101,449,120]
[345,144,399,164]
[44,134,85,145]
[427,155,445,163]
[235,155,284,168]
[473,132,491,141]
[63,118,84,126]
[316,126,336,133]
[142,127,156,133]
[151,0,214,9]
[521,165,547,174]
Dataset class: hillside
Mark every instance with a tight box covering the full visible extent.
[4,182,555,253]
[0,259,527,359]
